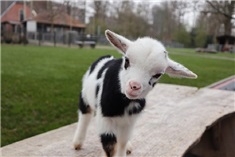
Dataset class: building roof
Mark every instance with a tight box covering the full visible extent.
[1,1,15,15]
[26,12,85,28]
[1,1,85,29]
[1,2,32,24]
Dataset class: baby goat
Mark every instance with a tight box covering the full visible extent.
[73,30,197,157]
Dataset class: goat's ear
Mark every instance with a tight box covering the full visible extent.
[105,30,132,54]
[165,58,197,79]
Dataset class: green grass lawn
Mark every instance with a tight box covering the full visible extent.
[1,44,235,146]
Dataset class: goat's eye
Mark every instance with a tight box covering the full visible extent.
[124,57,130,69]
[149,73,162,87]
[152,73,162,79]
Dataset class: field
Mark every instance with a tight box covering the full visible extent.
[1,44,235,146]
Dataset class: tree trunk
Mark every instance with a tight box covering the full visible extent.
[223,19,232,35]
[223,1,234,36]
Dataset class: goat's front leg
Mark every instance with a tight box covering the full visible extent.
[100,133,117,157]
[126,141,133,155]
[115,127,133,157]
[73,93,92,150]
[99,131,132,157]
[73,111,92,150]
[116,141,128,157]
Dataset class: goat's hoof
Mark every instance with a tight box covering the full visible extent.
[74,144,82,150]
[126,141,132,155]
[126,149,132,155]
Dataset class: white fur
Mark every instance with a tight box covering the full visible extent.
[73,111,92,148]
[82,56,114,110]
[119,37,169,99]
[73,30,197,157]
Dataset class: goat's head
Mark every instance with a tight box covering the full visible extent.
[105,30,197,100]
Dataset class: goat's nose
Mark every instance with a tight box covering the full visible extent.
[129,81,141,90]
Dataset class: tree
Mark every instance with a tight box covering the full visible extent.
[195,10,222,44]
[136,2,151,23]
[194,26,207,47]
[192,1,233,46]
[152,2,178,40]
[203,1,235,35]
[170,1,191,27]
[173,24,191,47]
[47,0,64,46]
[75,1,86,24]
[91,1,109,35]
[103,1,151,38]
[116,1,150,38]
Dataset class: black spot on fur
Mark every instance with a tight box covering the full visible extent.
[153,73,162,79]
[128,99,146,115]
[79,93,91,114]
[89,55,112,74]
[100,59,145,117]
[100,59,128,116]
[149,79,157,87]
[100,133,117,157]
[152,82,157,87]
[95,85,100,98]
[97,59,114,79]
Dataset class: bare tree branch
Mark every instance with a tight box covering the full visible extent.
[206,0,235,19]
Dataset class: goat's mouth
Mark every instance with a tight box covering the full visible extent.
[125,91,141,100]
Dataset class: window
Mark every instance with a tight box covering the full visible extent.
[19,9,24,21]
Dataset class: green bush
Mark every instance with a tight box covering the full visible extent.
[195,27,207,47]
[173,25,191,47]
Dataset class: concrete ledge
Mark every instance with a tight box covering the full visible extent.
[207,75,235,91]
[1,84,235,157]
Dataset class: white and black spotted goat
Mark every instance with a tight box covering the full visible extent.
[73,30,197,157]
